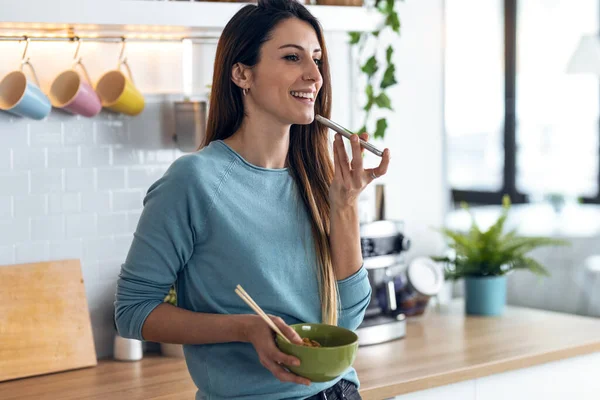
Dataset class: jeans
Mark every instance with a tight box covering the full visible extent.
[304,380,362,400]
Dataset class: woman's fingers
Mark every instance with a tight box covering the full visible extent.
[359,133,368,156]
[270,345,301,369]
[332,134,344,183]
[369,148,391,181]
[349,134,364,174]
[334,134,351,185]
[258,328,309,386]
[260,358,311,386]
[271,316,303,345]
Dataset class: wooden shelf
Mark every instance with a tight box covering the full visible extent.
[0,0,381,35]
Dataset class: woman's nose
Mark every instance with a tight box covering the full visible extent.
[304,60,322,84]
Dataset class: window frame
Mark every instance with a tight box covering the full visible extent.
[449,0,600,205]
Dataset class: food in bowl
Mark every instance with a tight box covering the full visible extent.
[301,337,321,348]
[276,323,358,382]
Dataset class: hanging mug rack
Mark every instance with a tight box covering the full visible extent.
[0,33,219,44]
[0,33,218,120]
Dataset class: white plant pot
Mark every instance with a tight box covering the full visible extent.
[161,342,185,358]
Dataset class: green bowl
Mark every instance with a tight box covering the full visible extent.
[276,323,359,382]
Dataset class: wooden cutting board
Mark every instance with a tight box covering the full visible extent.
[0,259,97,382]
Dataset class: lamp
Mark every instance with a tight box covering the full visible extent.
[566,34,600,74]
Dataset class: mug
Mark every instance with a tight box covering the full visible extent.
[49,60,102,118]
[95,61,145,116]
[0,62,51,120]
[113,334,143,361]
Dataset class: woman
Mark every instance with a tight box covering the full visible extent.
[114,0,391,399]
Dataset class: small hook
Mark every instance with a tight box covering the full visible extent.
[118,37,127,65]
[73,36,83,62]
[20,36,31,64]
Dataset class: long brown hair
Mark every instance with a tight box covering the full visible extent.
[203,0,338,325]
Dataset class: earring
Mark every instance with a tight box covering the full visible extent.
[242,88,248,96]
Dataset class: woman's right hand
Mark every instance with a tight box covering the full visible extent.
[242,314,311,386]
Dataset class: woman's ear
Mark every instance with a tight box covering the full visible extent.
[231,62,253,90]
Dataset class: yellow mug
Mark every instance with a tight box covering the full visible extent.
[95,60,144,116]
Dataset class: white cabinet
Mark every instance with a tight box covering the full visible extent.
[393,352,600,400]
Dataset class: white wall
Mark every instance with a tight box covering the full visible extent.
[0,0,447,358]
[358,0,448,261]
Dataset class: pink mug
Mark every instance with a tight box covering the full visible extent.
[49,60,101,118]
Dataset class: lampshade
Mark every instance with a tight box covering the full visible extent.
[566,34,600,75]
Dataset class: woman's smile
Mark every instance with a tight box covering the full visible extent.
[290,90,316,105]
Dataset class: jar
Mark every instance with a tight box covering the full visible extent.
[376,257,445,317]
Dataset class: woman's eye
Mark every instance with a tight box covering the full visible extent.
[284,54,300,62]
[314,59,322,67]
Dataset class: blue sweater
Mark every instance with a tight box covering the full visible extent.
[115,139,371,400]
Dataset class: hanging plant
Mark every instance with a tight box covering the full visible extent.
[348,0,402,140]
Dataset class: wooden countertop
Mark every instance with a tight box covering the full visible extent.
[2,301,600,400]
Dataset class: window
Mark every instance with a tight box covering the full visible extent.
[445,0,505,192]
[516,0,599,199]
[445,0,600,204]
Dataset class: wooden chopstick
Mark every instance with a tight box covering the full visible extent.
[235,285,292,344]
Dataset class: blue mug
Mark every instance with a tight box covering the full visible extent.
[0,62,51,120]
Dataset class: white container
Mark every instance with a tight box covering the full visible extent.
[113,334,143,361]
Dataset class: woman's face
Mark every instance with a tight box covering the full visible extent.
[248,18,324,126]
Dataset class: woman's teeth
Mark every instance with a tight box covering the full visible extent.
[290,91,314,100]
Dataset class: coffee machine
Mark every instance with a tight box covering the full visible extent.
[356,219,410,345]
[356,185,411,346]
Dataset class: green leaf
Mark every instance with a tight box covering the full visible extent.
[373,118,387,139]
[372,30,381,38]
[386,11,401,33]
[361,56,379,77]
[384,0,395,13]
[511,257,551,277]
[431,194,571,280]
[381,64,397,89]
[374,92,392,110]
[363,84,375,112]
[348,31,361,45]
[386,45,394,63]
[356,125,368,137]
[500,237,569,258]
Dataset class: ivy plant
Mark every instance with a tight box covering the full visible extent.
[348,0,402,140]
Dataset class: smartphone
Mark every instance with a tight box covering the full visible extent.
[315,114,384,157]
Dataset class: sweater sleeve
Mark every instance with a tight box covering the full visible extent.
[337,264,371,330]
[114,155,203,340]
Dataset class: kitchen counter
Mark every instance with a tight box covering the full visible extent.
[2,300,600,400]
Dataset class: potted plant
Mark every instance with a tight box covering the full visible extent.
[432,195,570,316]
[160,285,185,358]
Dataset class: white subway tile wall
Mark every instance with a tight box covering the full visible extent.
[0,102,180,357]
[0,36,223,358]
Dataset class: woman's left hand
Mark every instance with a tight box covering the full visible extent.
[330,132,391,210]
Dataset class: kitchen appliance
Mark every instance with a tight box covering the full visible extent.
[356,218,411,346]
[356,221,446,346]
[173,99,207,152]
[356,185,445,346]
